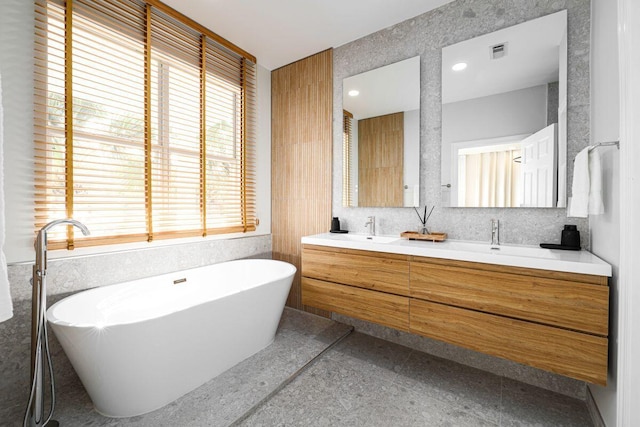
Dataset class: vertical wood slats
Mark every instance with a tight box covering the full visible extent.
[271,49,333,315]
[358,112,404,207]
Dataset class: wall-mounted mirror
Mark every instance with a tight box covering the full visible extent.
[342,56,420,207]
[441,10,567,208]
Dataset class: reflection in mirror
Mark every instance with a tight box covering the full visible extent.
[342,56,420,207]
[441,10,567,208]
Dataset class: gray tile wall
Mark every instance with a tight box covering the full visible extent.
[0,235,271,418]
[332,0,591,247]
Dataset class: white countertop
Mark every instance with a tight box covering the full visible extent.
[301,233,612,277]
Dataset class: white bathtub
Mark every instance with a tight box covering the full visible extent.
[46,259,295,418]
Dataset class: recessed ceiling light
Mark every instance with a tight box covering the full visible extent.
[452,62,467,71]
[348,90,359,97]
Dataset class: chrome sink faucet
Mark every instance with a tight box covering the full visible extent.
[490,219,500,248]
[364,216,376,236]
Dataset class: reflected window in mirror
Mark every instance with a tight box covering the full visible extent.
[342,56,420,208]
[440,10,567,208]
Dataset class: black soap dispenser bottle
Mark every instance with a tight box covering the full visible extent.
[561,225,581,249]
[330,217,348,233]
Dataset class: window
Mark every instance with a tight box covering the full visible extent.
[34,0,256,249]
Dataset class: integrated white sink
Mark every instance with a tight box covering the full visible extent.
[445,241,575,260]
[338,234,399,244]
[301,232,612,277]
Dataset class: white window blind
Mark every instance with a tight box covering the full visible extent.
[34,0,257,249]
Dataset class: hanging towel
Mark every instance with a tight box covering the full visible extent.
[568,147,590,217]
[588,148,605,215]
[0,72,14,322]
[568,146,606,218]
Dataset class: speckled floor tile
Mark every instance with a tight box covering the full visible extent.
[241,334,499,427]
[500,378,594,427]
[238,357,377,427]
[323,331,413,380]
[394,349,503,424]
[363,382,498,427]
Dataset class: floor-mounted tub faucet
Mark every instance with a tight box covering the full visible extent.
[490,219,500,248]
[365,216,376,236]
[25,218,89,427]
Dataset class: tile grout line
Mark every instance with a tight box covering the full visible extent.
[499,376,503,427]
[228,324,355,427]
[389,348,417,387]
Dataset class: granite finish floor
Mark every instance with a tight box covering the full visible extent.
[9,308,594,426]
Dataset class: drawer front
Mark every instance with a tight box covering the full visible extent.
[410,262,609,336]
[302,277,409,331]
[302,247,409,295]
[409,299,608,385]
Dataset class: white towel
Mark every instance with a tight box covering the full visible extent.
[0,71,14,322]
[568,147,590,217]
[588,148,605,215]
[567,146,605,218]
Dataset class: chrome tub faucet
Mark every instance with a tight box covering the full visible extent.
[364,216,376,236]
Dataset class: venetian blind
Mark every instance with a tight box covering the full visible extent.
[34,0,256,249]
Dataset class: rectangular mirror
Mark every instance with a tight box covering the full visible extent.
[441,10,567,208]
[342,56,420,207]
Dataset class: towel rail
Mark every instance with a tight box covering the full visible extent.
[588,140,620,152]
[571,141,620,162]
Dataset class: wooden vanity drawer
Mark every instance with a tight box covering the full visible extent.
[409,299,608,385]
[302,277,409,331]
[410,261,609,336]
[302,245,409,296]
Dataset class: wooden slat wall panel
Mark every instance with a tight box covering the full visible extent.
[271,50,333,315]
[358,112,404,207]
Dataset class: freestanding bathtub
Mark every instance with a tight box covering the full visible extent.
[46,259,295,418]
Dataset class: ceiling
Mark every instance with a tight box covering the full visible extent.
[161,0,455,70]
[343,56,420,120]
[442,10,566,104]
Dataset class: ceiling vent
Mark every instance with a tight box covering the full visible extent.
[490,42,508,59]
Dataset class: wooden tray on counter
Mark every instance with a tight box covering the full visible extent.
[400,231,447,242]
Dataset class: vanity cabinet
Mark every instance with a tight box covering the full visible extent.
[301,244,610,385]
[301,246,410,331]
